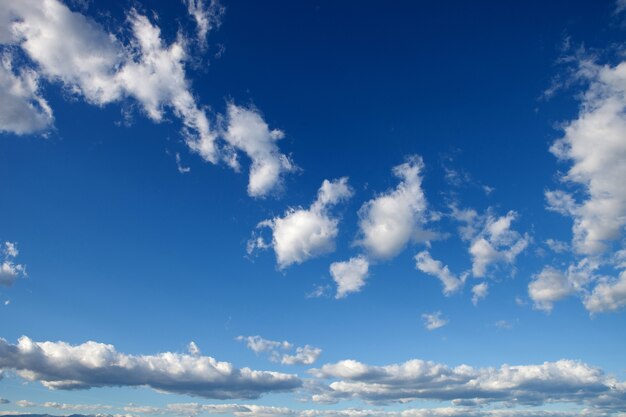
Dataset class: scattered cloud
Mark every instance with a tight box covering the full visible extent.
[545,239,569,254]
[357,156,431,260]
[249,178,353,268]
[0,336,301,399]
[330,256,369,298]
[0,242,26,287]
[421,311,448,330]
[471,282,488,306]
[236,335,321,365]
[182,0,225,47]
[414,251,466,296]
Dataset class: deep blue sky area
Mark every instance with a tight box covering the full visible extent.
[0,1,625,416]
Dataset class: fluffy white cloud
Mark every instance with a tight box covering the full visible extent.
[0,52,53,134]
[454,210,529,278]
[0,336,301,399]
[309,358,626,409]
[547,59,626,256]
[0,241,26,287]
[249,178,353,268]
[236,335,321,366]
[421,312,447,330]
[0,0,295,197]
[221,104,296,197]
[471,282,488,306]
[528,267,575,312]
[414,251,465,296]
[357,156,429,260]
[584,270,626,313]
[330,256,369,298]
[538,55,626,314]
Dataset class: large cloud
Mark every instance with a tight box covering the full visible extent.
[249,178,353,268]
[0,0,294,197]
[0,336,301,399]
[308,358,626,409]
[357,156,429,260]
[536,54,626,313]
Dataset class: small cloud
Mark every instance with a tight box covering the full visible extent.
[495,320,513,329]
[421,311,448,330]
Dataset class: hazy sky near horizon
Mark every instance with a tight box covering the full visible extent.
[1,1,626,416]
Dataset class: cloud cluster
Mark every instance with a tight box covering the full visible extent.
[0,242,26,287]
[308,358,626,409]
[236,335,321,365]
[182,0,225,47]
[0,336,301,399]
[0,0,293,197]
[357,156,429,259]
[249,178,353,268]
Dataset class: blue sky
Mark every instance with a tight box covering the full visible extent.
[1,0,626,416]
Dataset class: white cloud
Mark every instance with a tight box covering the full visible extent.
[421,312,447,330]
[221,104,296,197]
[182,0,225,47]
[0,336,301,399]
[330,256,369,299]
[0,0,295,197]
[0,52,53,134]
[471,282,488,306]
[545,239,569,253]
[0,241,26,287]
[280,345,322,366]
[547,59,626,256]
[528,266,576,312]
[465,211,529,278]
[236,335,321,366]
[414,251,465,296]
[309,358,626,409]
[584,270,626,313]
[357,156,429,259]
[249,178,353,268]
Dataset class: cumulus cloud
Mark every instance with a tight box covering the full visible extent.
[538,54,626,313]
[547,58,626,256]
[584,270,626,313]
[220,104,296,197]
[0,242,26,287]
[330,256,369,299]
[249,178,353,268]
[0,0,294,197]
[451,208,529,278]
[357,156,430,260]
[0,52,53,134]
[421,312,448,330]
[308,358,626,409]
[471,282,488,306]
[0,336,301,399]
[414,251,465,296]
[236,336,321,366]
